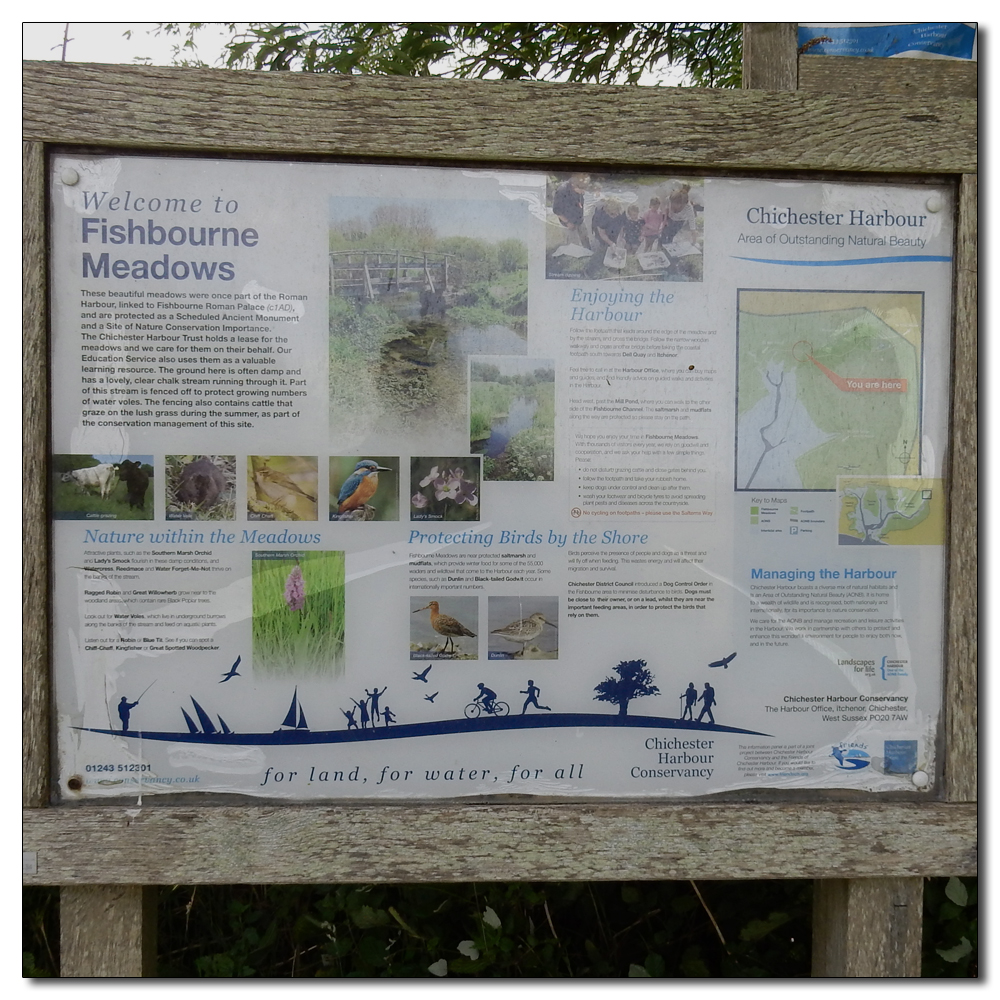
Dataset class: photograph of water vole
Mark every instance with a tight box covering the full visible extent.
[328,194,529,455]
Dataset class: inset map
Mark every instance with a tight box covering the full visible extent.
[838,476,944,545]
[736,290,923,491]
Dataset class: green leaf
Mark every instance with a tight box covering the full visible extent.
[936,937,972,963]
[944,877,969,907]
[628,963,652,977]
[739,911,791,942]
[350,904,389,929]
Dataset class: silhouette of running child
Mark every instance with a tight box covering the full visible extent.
[342,707,358,730]
[697,682,717,724]
[474,682,498,714]
[118,696,139,732]
[382,706,397,727]
[681,682,698,720]
[520,679,551,714]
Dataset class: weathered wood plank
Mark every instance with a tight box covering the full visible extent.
[812,877,923,977]
[945,173,978,803]
[22,61,976,175]
[743,23,798,90]
[24,802,976,885]
[799,54,978,98]
[60,885,157,977]
[23,140,49,809]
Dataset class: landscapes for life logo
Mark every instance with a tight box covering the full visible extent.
[830,744,870,770]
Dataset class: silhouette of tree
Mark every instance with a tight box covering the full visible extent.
[594,659,660,716]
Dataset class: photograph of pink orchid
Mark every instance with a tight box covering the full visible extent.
[410,457,481,522]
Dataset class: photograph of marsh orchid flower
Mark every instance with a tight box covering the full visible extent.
[410,457,481,521]
[251,550,345,677]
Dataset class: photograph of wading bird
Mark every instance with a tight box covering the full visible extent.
[490,612,558,657]
[333,459,394,520]
[412,600,477,656]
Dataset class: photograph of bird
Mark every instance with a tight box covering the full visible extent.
[490,612,557,657]
[336,460,393,517]
[412,601,476,656]
[412,665,433,683]
[424,691,439,703]
[219,655,242,683]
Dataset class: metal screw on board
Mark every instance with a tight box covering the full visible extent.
[911,770,930,788]
[925,194,943,213]
[60,167,79,186]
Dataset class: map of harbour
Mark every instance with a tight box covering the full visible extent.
[736,290,922,491]
[838,476,944,545]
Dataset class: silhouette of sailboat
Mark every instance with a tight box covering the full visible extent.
[218,715,233,735]
[181,707,199,734]
[276,687,309,732]
[190,697,218,735]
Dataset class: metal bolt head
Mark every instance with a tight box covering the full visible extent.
[925,194,943,213]
[60,167,80,186]
[911,769,930,788]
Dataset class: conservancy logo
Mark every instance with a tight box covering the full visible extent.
[830,744,870,770]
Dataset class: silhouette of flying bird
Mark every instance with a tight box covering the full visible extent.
[337,460,393,515]
[219,655,242,683]
[424,691,439,703]
[412,601,476,656]
[708,652,737,669]
[412,665,433,683]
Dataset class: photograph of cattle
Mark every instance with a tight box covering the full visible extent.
[166,455,236,520]
[52,455,154,519]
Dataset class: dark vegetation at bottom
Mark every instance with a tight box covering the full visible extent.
[23,877,976,978]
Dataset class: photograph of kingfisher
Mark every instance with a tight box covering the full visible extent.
[329,456,398,521]
[411,597,478,659]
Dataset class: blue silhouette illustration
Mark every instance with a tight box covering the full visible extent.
[382,706,397,727]
[276,688,309,732]
[117,696,139,732]
[424,691,439,703]
[696,682,717,724]
[351,697,371,730]
[680,682,698,720]
[520,679,551,714]
[465,683,510,718]
[594,659,660,716]
[412,665,433,683]
[708,651,737,669]
[366,686,388,722]
[341,707,358,730]
[831,746,871,770]
[219,655,242,682]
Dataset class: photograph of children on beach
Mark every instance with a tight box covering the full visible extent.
[328,190,530,454]
[546,172,704,282]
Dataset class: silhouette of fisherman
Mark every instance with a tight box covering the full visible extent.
[474,682,498,715]
[342,707,358,730]
[681,682,698,720]
[520,679,551,714]
[351,697,371,730]
[697,682,717,725]
[382,705,397,727]
[366,685,388,722]
[117,696,139,732]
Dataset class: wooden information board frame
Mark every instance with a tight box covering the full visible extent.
[23,25,976,977]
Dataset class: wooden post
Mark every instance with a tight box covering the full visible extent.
[60,885,157,977]
[742,23,798,90]
[812,879,923,977]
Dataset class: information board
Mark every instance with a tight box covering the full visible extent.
[49,154,954,800]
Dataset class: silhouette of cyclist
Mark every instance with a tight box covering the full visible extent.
[474,682,498,714]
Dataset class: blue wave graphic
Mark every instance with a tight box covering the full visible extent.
[732,255,952,267]
[78,712,772,745]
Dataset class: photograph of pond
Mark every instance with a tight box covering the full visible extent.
[545,172,704,282]
[328,193,530,452]
[470,358,555,482]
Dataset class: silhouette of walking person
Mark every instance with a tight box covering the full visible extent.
[366,686,388,722]
[352,697,371,730]
[117,696,139,732]
[681,682,698,720]
[342,707,358,730]
[696,682,717,725]
[520,679,551,714]
[382,706,397,727]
